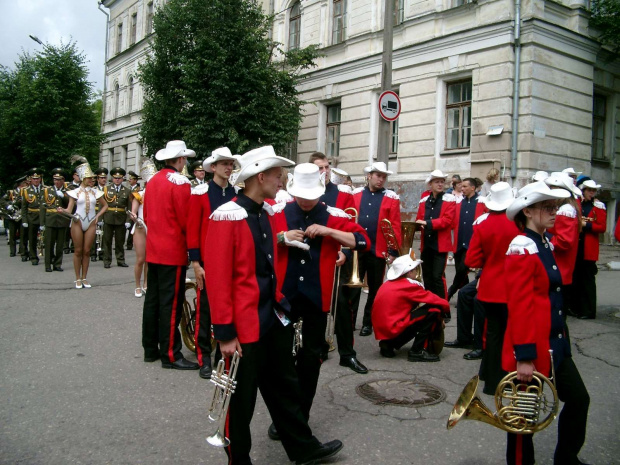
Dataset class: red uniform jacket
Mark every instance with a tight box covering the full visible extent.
[353,187,401,258]
[465,212,520,304]
[548,203,579,285]
[371,277,450,340]
[582,200,606,261]
[274,202,370,312]
[452,195,487,252]
[415,192,456,253]
[322,182,355,211]
[143,168,191,266]
[615,215,620,243]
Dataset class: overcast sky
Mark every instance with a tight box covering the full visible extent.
[0,0,107,92]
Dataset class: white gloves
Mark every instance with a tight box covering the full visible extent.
[284,234,310,251]
[22,223,28,228]
[125,222,131,229]
[39,226,45,231]
[7,205,14,212]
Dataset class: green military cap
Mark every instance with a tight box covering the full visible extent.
[110,167,126,178]
[127,170,140,180]
[51,168,66,180]
[190,160,205,172]
[28,167,42,179]
[95,167,109,177]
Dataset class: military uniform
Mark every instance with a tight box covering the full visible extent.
[0,181,24,257]
[189,160,207,187]
[20,169,45,265]
[64,172,81,253]
[102,167,131,267]
[90,168,108,261]
[125,171,141,250]
[40,169,70,271]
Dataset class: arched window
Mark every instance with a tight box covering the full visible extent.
[128,77,134,113]
[289,2,301,50]
[114,83,120,119]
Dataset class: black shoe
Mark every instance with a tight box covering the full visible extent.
[359,325,372,336]
[578,315,595,320]
[53,266,63,272]
[45,267,52,272]
[296,440,344,465]
[91,256,97,262]
[10,253,16,257]
[199,362,213,379]
[126,246,133,250]
[31,259,39,266]
[161,358,199,370]
[463,349,484,360]
[268,422,280,441]
[379,341,396,358]
[104,263,111,269]
[21,256,29,262]
[144,355,160,363]
[63,248,70,254]
[117,262,129,267]
[339,356,368,374]
[407,349,440,363]
[444,339,473,349]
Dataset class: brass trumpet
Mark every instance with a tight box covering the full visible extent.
[206,351,241,447]
[342,207,363,288]
[447,350,559,434]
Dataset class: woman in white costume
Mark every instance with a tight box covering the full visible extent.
[128,159,157,297]
[58,157,108,288]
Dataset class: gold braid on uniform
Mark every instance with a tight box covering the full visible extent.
[79,187,91,215]
[44,188,57,206]
[104,186,117,203]
[23,189,37,203]
[132,192,143,204]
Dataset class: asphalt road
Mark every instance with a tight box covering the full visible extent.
[1,239,619,465]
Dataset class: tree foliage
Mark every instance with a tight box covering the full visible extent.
[591,0,620,56]
[139,0,319,158]
[0,41,103,188]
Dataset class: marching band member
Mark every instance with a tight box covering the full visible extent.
[102,167,132,269]
[187,147,238,379]
[273,163,370,425]
[570,178,606,320]
[40,168,71,272]
[447,177,487,301]
[20,168,45,266]
[372,255,449,362]
[205,146,343,465]
[59,158,108,289]
[90,167,108,262]
[310,153,368,374]
[142,140,199,371]
[125,170,141,251]
[463,182,519,393]
[0,176,26,258]
[352,161,401,337]
[415,170,456,303]
[503,181,589,465]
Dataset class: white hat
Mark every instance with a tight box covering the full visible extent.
[485,182,514,211]
[286,163,326,200]
[545,172,582,198]
[579,179,601,190]
[562,167,582,177]
[331,167,348,185]
[155,140,197,161]
[140,159,158,183]
[364,162,393,175]
[203,147,238,173]
[425,169,448,184]
[506,181,571,221]
[234,145,294,185]
[386,255,423,281]
[531,171,549,182]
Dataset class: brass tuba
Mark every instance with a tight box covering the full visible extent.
[380,218,400,265]
[447,350,559,434]
[206,351,241,447]
[180,280,198,353]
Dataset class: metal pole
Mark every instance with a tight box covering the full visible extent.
[510,0,521,180]
[377,0,394,165]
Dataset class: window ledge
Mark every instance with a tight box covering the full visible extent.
[591,158,611,166]
[440,148,470,156]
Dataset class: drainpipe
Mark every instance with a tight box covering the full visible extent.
[98,1,110,155]
[510,0,521,180]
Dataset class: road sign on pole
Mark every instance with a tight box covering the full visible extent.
[378,91,401,122]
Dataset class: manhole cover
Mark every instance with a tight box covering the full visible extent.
[356,379,446,407]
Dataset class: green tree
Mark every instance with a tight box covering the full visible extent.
[0,41,103,188]
[139,0,319,158]
[591,0,620,56]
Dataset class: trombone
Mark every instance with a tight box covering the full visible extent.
[206,351,241,447]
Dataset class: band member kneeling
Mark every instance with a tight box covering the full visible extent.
[372,255,449,362]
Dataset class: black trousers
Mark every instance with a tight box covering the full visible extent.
[455,279,485,350]
[194,270,212,366]
[126,220,134,248]
[218,322,321,465]
[103,223,126,265]
[44,226,67,268]
[291,295,328,421]
[27,221,40,260]
[333,259,356,359]
[420,248,448,301]
[448,248,470,301]
[19,224,28,257]
[570,259,597,319]
[479,301,508,395]
[7,220,18,255]
[351,253,386,328]
[383,304,440,352]
[506,356,589,465]
[142,263,186,363]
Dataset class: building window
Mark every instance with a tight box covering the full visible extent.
[390,120,399,155]
[446,80,472,149]
[114,83,120,119]
[284,136,299,163]
[289,2,301,50]
[146,2,154,35]
[394,0,404,26]
[326,104,341,158]
[454,0,473,6]
[116,23,123,54]
[332,0,346,45]
[130,14,137,45]
[591,93,607,161]
[128,78,134,113]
